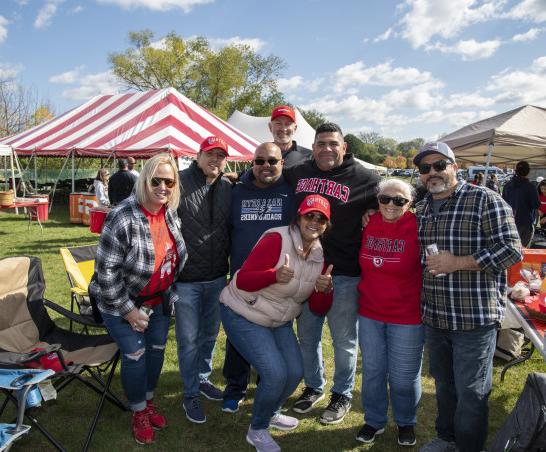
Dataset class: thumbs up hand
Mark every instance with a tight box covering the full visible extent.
[276,254,295,284]
[315,264,333,293]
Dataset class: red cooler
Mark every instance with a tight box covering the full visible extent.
[29,195,49,222]
[89,208,108,234]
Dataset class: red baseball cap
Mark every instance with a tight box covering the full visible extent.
[297,194,331,220]
[270,105,296,123]
[200,136,229,156]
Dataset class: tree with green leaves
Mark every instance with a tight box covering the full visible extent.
[299,108,328,130]
[109,30,286,119]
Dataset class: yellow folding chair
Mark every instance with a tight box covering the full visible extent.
[59,245,97,331]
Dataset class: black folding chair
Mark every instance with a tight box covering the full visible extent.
[0,256,128,451]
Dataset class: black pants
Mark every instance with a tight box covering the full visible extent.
[222,339,251,400]
[517,223,534,248]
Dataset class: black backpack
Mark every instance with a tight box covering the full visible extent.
[490,372,546,451]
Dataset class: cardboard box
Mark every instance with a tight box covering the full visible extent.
[508,249,546,286]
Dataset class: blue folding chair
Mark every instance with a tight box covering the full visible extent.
[0,368,54,452]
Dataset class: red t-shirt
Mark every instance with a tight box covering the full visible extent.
[138,206,178,307]
[358,211,422,324]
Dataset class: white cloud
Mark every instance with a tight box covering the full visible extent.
[334,60,433,92]
[277,76,303,92]
[380,80,445,110]
[0,16,9,43]
[60,71,123,100]
[373,27,394,43]
[49,66,84,84]
[96,0,214,13]
[398,0,505,48]
[486,56,546,105]
[34,0,64,29]
[444,92,496,109]
[208,36,265,52]
[71,5,84,13]
[512,27,543,41]
[0,63,22,79]
[428,39,502,60]
[507,0,546,22]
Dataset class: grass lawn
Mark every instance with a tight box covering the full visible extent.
[1,201,545,452]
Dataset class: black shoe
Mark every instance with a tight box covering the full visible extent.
[319,393,351,425]
[356,423,385,443]
[398,425,416,447]
[292,387,324,414]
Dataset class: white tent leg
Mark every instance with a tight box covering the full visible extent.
[71,150,75,193]
[483,143,494,185]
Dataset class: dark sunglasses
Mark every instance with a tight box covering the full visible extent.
[377,194,410,207]
[254,158,280,166]
[151,177,176,188]
[418,160,453,175]
[303,212,328,224]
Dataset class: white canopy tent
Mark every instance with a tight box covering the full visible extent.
[442,105,546,167]
[228,109,387,173]
[0,144,24,196]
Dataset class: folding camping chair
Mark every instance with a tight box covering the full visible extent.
[0,256,127,451]
[59,245,97,330]
[0,368,54,452]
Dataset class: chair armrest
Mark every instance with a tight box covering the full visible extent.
[44,298,105,328]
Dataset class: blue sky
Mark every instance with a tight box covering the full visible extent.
[0,0,545,141]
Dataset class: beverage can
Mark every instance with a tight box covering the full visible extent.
[425,243,447,277]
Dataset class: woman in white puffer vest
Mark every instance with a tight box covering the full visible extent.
[220,194,334,452]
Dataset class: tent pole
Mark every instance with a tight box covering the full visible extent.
[71,149,75,193]
[9,149,18,214]
[483,143,494,186]
[33,149,38,192]
[49,153,70,213]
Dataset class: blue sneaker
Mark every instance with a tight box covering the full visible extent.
[222,398,242,413]
[199,380,223,401]
[183,397,206,424]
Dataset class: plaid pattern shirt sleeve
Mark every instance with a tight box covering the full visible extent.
[417,182,522,330]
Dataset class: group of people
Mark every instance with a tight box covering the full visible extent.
[92,156,140,208]
[89,105,523,452]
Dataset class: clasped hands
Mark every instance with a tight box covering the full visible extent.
[123,308,150,333]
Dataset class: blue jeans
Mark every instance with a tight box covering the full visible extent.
[102,304,171,412]
[220,304,303,430]
[359,316,424,428]
[174,276,225,398]
[426,323,497,452]
[296,275,359,398]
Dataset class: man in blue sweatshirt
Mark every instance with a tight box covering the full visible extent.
[222,143,295,426]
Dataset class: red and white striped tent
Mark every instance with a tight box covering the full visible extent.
[0,87,259,161]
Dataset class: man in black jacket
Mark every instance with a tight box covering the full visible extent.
[174,136,232,424]
[284,123,380,425]
[502,160,540,247]
[108,158,137,205]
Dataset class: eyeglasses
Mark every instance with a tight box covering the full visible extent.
[254,158,280,166]
[151,177,176,188]
[377,194,410,207]
[418,160,453,175]
[302,212,328,224]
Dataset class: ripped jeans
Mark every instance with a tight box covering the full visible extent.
[102,303,171,412]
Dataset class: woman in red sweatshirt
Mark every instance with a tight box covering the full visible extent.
[355,178,424,448]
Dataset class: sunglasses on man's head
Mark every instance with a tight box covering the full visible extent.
[418,159,453,175]
[254,158,280,166]
[302,212,328,224]
[151,177,176,188]
[377,194,410,207]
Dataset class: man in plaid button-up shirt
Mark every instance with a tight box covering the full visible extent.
[414,142,522,452]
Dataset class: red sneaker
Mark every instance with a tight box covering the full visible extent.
[145,399,167,430]
[132,409,154,444]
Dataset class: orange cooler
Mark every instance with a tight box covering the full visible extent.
[80,194,97,226]
[70,193,83,223]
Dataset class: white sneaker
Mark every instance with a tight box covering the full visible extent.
[270,413,299,431]
[246,427,281,452]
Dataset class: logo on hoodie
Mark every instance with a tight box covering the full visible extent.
[294,178,350,203]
